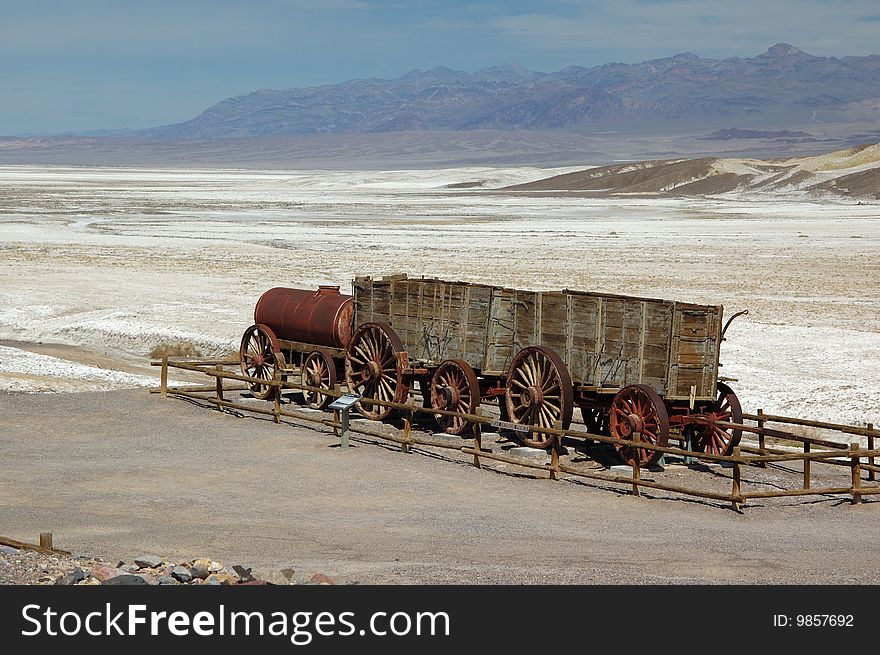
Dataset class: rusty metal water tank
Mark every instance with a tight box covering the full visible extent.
[253,286,353,349]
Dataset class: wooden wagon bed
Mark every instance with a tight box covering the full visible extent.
[352,274,722,402]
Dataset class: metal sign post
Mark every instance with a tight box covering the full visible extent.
[328,393,361,449]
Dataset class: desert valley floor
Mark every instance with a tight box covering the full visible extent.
[1,164,879,582]
[0,164,877,429]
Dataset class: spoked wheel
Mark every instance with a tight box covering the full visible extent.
[301,350,336,410]
[685,382,743,456]
[608,384,669,467]
[345,322,409,421]
[239,324,287,400]
[430,359,480,435]
[504,346,574,449]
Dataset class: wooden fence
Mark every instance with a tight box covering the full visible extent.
[151,356,880,511]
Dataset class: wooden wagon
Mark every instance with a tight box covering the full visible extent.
[239,274,744,466]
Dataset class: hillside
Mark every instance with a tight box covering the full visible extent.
[502,143,880,198]
[140,44,880,139]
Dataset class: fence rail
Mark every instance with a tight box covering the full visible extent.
[151,356,880,511]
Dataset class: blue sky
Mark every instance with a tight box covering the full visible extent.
[1,0,878,135]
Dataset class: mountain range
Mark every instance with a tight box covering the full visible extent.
[141,44,880,139]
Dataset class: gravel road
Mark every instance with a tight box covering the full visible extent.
[1,389,878,584]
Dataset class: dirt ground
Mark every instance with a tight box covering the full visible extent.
[1,388,878,584]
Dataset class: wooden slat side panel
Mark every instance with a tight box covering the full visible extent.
[639,303,673,392]
[539,292,568,361]
[567,294,600,384]
[668,306,722,398]
[598,298,626,387]
[486,289,515,373]
[513,290,538,354]
[354,277,394,327]
[704,306,722,396]
[621,301,643,386]
[389,279,410,353]
[464,285,491,369]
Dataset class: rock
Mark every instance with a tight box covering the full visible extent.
[0,545,20,555]
[81,577,101,586]
[191,559,211,579]
[209,561,223,573]
[309,573,337,585]
[251,568,292,586]
[231,564,255,583]
[508,446,551,464]
[205,573,237,585]
[55,568,88,586]
[90,563,124,582]
[134,555,164,569]
[157,576,178,585]
[124,564,140,573]
[102,574,150,586]
[170,566,192,583]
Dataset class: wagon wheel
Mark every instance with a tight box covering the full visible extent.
[686,382,743,457]
[430,359,480,435]
[608,384,669,467]
[504,346,574,449]
[301,350,336,410]
[345,322,409,421]
[239,324,287,401]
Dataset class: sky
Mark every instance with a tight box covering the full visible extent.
[1,0,879,136]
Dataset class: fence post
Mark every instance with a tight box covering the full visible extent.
[472,408,482,469]
[732,447,742,512]
[868,423,875,483]
[756,408,766,468]
[631,431,641,497]
[273,371,281,424]
[215,364,224,402]
[550,420,562,481]
[39,533,53,550]
[402,399,414,454]
[160,355,168,398]
[803,442,810,490]
[850,443,862,505]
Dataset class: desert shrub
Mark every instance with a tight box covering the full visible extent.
[149,341,203,359]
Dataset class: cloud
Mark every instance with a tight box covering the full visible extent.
[486,1,880,59]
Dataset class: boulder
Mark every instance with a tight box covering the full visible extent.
[102,574,150,586]
[90,563,124,582]
[54,568,87,586]
[251,568,293,586]
[170,566,193,583]
[205,573,237,585]
[231,564,255,583]
[190,559,212,579]
[134,555,164,569]
[308,573,337,585]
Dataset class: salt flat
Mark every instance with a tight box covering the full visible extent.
[0,165,878,431]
